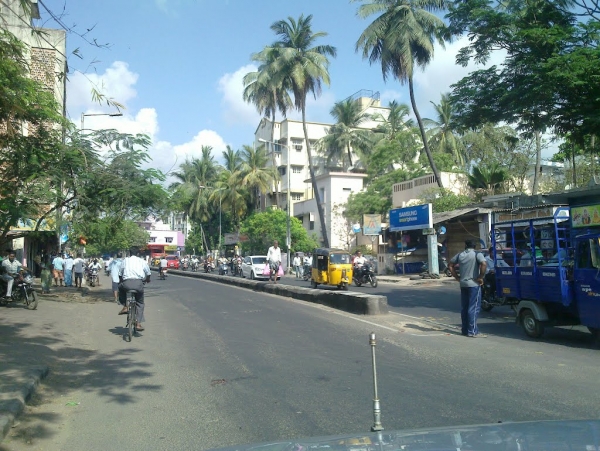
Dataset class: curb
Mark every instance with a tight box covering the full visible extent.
[154,268,389,316]
[0,366,49,441]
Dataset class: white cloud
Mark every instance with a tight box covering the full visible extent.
[412,35,506,115]
[68,61,139,116]
[69,61,229,183]
[218,64,262,126]
[380,89,404,105]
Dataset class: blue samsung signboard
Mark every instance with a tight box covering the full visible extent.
[389,204,433,232]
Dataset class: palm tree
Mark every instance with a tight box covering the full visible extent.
[212,169,247,230]
[240,144,278,209]
[373,100,414,141]
[467,164,508,196]
[267,14,337,247]
[355,0,448,189]
[243,48,293,209]
[222,145,242,173]
[426,93,464,168]
[320,98,373,169]
[169,146,219,222]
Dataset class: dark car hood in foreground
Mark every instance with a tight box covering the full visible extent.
[211,420,600,451]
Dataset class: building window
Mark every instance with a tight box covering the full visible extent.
[309,220,315,230]
[279,167,286,176]
[319,187,326,203]
[149,237,156,243]
[343,188,351,191]
[292,165,302,174]
[292,193,302,201]
[165,237,173,243]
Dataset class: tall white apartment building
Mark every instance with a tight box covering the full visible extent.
[254,91,389,247]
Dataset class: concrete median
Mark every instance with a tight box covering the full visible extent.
[152,268,388,316]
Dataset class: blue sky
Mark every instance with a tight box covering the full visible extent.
[38,0,511,176]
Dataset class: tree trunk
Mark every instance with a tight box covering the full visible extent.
[303,102,329,248]
[532,130,542,195]
[572,141,577,188]
[347,143,353,169]
[591,135,596,180]
[270,107,280,209]
[409,76,444,189]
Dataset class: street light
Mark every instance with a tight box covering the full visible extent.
[80,112,123,130]
[259,138,291,273]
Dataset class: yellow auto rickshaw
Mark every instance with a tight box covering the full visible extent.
[310,248,352,290]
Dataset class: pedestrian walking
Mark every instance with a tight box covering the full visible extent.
[449,240,487,338]
[72,253,85,289]
[109,253,123,303]
[51,253,65,287]
[293,253,302,278]
[266,240,282,284]
[64,254,74,287]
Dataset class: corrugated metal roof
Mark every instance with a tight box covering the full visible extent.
[433,207,491,224]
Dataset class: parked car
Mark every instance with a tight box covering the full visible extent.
[241,255,280,280]
[166,255,180,269]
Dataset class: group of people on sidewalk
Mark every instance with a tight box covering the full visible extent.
[45,253,99,292]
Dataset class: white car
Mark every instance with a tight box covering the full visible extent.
[241,255,280,280]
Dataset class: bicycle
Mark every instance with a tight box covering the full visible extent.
[125,290,138,342]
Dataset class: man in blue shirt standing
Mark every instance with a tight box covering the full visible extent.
[450,240,487,338]
[52,254,65,287]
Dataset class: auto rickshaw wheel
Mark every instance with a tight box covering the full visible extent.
[340,283,348,291]
[521,309,544,338]
[310,279,317,289]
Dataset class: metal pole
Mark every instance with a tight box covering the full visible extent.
[369,332,384,432]
[80,113,84,130]
[219,193,222,256]
[286,144,291,274]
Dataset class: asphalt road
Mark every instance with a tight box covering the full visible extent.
[2,272,600,451]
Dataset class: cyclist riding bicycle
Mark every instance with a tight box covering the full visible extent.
[118,247,151,332]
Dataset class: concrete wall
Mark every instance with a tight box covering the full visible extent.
[392,172,469,208]
[293,172,367,248]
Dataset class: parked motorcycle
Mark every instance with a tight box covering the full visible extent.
[353,263,378,288]
[302,263,311,281]
[420,256,452,278]
[480,272,517,312]
[0,271,38,310]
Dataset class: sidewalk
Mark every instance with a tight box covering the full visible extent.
[0,278,114,443]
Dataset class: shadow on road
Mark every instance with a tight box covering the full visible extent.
[0,309,162,448]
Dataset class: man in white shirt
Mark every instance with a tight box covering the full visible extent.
[353,251,366,279]
[72,253,85,289]
[118,248,151,332]
[2,251,24,298]
[109,253,123,303]
[159,256,168,277]
[267,240,282,283]
[293,253,302,278]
